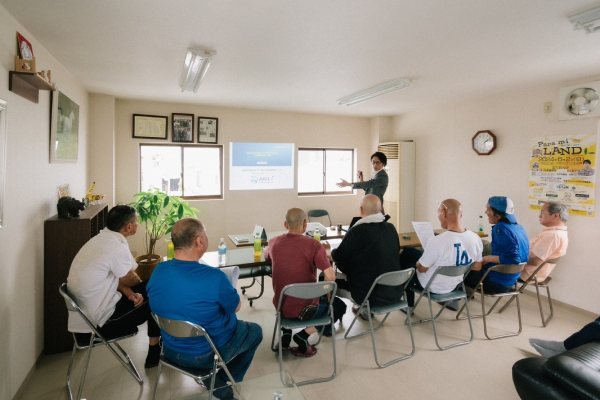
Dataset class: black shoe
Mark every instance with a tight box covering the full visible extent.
[144,340,162,368]
[400,307,414,316]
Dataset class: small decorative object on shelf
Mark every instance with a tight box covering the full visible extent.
[83,182,104,206]
[57,196,85,219]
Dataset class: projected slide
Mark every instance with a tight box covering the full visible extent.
[230,142,295,190]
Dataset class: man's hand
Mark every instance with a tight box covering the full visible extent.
[356,170,364,182]
[128,292,144,307]
[336,179,352,188]
[482,255,499,265]
[322,241,333,261]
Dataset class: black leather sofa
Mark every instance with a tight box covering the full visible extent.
[512,342,600,400]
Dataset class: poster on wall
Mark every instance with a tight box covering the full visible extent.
[529,133,597,217]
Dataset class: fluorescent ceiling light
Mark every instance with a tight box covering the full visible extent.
[337,78,415,106]
[179,49,216,92]
[569,6,600,34]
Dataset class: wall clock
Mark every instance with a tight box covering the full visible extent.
[472,130,496,155]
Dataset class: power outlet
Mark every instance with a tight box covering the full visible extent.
[544,102,552,114]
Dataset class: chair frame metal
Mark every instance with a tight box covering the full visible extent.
[307,209,332,226]
[152,314,245,400]
[59,283,143,400]
[498,257,560,327]
[456,263,526,340]
[408,264,474,350]
[270,281,337,387]
[345,269,416,368]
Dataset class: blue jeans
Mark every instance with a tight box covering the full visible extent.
[163,320,263,400]
[564,316,600,351]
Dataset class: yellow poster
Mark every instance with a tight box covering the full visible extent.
[529,133,597,217]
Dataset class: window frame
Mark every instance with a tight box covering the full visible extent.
[298,147,355,196]
[139,143,223,200]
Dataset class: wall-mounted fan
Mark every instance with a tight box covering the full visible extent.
[559,81,600,120]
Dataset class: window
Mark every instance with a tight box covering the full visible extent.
[140,144,223,199]
[298,148,354,195]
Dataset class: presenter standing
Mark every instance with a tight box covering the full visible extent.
[337,152,388,211]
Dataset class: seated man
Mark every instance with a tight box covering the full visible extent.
[399,199,483,311]
[323,195,400,320]
[520,201,569,283]
[67,205,161,368]
[147,218,262,400]
[265,208,346,357]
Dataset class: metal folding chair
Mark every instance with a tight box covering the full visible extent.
[345,269,416,368]
[270,281,337,387]
[307,209,332,226]
[498,257,560,327]
[456,263,526,340]
[59,283,142,400]
[408,264,474,350]
[152,315,245,400]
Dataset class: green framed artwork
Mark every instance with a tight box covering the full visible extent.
[50,89,79,163]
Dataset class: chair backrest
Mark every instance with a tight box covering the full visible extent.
[153,314,208,339]
[488,263,526,275]
[362,268,415,303]
[520,257,561,285]
[276,282,337,312]
[436,263,474,278]
[59,283,102,336]
[307,209,329,219]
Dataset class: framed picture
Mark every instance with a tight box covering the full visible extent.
[132,114,168,139]
[172,113,194,142]
[50,88,79,163]
[198,117,218,144]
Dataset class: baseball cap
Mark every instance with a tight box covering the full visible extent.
[488,196,517,223]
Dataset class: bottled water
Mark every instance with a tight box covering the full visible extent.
[218,238,227,266]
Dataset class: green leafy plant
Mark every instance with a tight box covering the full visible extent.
[130,189,199,256]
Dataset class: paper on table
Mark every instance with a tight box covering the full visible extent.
[411,221,435,250]
[220,266,240,288]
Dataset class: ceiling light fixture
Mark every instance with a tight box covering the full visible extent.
[337,78,415,106]
[569,6,600,34]
[179,49,216,92]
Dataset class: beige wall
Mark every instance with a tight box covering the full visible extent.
[0,6,89,399]
[88,94,116,207]
[113,99,373,255]
[392,78,600,315]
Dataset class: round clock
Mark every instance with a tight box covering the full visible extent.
[472,130,497,155]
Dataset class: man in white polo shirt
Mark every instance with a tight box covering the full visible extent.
[67,204,161,368]
[399,199,483,311]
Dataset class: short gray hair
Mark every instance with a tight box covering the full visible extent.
[546,201,569,223]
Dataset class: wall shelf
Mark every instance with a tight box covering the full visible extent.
[9,71,55,103]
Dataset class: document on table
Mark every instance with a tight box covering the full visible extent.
[411,221,435,250]
[220,266,240,287]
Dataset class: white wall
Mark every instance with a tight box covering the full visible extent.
[0,5,89,399]
[392,78,600,314]
[113,99,373,254]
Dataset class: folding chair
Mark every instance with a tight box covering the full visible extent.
[498,257,560,327]
[307,209,332,226]
[345,269,416,368]
[270,281,337,387]
[152,315,245,400]
[408,264,474,350]
[59,283,142,400]
[456,263,526,340]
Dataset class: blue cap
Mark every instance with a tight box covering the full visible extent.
[488,196,517,223]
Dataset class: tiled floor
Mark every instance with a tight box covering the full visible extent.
[18,280,591,400]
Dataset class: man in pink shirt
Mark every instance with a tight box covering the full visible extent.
[520,201,569,283]
[265,208,345,357]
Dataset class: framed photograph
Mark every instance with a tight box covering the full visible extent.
[172,113,194,142]
[132,114,168,139]
[198,117,218,143]
[50,88,79,163]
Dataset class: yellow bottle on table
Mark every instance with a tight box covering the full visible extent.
[254,232,262,257]
[167,238,175,260]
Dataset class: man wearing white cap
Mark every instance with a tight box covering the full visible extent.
[464,196,529,293]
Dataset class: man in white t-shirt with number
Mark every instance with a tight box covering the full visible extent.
[399,199,483,312]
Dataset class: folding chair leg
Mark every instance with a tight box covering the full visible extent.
[536,284,554,327]
[370,307,415,368]
[105,341,143,384]
[430,296,473,350]
[482,293,522,340]
[344,303,388,340]
[152,361,162,400]
[241,277,256,294]
[498,294,516,313]
[75,335,95,400]
[66,343,78,400]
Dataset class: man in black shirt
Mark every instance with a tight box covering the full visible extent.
[323,195,401,320]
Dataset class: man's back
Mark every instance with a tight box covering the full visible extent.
[521,226,568,282]
[332,221,401,306]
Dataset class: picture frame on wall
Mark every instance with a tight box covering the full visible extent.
[132,114,168,140]
[50,88,79,163]
[172,113,194,142]
[198,117,218,143]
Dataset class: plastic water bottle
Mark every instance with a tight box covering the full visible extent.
[478,216,484,234]
[167,238,175,260]
[314,227,321,242]
[254,232,262,257]
[218,238,227,266]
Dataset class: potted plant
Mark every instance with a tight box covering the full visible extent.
[130,188,199,280]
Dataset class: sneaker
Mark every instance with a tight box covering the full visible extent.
[144,340,162,368]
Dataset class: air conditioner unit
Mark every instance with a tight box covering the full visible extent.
[559,80,600,121]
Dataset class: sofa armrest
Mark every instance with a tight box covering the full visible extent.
[543,343,600,400]
[512,357,574,400]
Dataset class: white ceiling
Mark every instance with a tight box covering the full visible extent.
[2,0,600,117]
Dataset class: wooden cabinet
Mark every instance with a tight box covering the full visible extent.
[44,204,108,354]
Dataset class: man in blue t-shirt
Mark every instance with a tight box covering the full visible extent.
[147,218,262,400]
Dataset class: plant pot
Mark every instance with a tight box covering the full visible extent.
[135,254,161,281]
